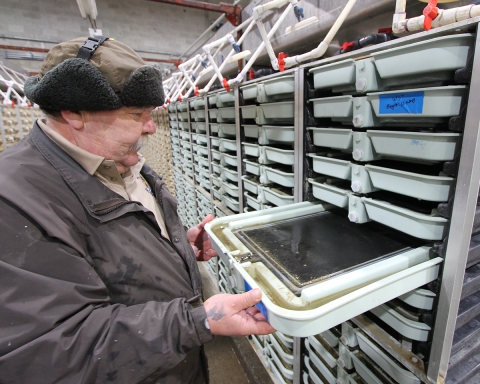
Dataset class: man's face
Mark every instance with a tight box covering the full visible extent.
[77,106,156,174]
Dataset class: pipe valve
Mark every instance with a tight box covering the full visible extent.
[294,6,304,22]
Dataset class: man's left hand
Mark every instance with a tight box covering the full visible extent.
[187,214,218,261]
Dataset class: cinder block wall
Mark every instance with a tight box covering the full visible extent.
[0,0,218,74]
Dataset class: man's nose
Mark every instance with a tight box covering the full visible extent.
[143,118,157,134]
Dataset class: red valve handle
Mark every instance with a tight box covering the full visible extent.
[278,52,288,72]
[423,0,438,31]
[222,78,231,92]
[340,41,356,52]
[249,69,255,80]
[194,86,199,97]
[178,94,183,102]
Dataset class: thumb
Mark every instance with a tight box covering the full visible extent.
[235,288,262,310]
[201,214,214,227]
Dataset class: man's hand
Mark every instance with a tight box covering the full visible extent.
[204,288,275,336]
[187,214,218,261]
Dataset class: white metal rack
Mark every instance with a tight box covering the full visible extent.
[159,18,480,384]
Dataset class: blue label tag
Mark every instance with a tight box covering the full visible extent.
[244,280,268,321]
[378,91,424,114]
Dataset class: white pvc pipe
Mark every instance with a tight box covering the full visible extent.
[230,3,293,86]
[405,5,480,32]
[253,0,288,19]
[392,0,407,34]
[283,0,358,69]
[200,18,257,93]
[256,19,279,70]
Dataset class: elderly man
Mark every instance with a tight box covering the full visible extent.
[0,36,273,384]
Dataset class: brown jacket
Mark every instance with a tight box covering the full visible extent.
[0,123,213,383]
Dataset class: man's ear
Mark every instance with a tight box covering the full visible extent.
[60,110,84,130]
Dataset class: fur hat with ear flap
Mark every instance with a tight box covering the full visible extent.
[24,37,165,112]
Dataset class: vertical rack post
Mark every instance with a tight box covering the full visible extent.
[204,94,216,215]
[294,68,305,203]
[293,336,302,384]
[234,86,244,213]
[427,23,480,383]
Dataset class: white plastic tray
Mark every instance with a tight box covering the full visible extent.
[196,134,208,145]
[243,159,261,176]
[211,149,221,161]
[209,108,218,120]
[308,154,351,180]
[366,130,460,161]
[310,95,353,119]
[210,123,219,134]
[245,192,261,211]
[210,137,220,148]
[212,185,223,201]
[222,180,239,198]
[240,105,257,120]
[205,203,443,337]
[222,194,239,212]
[243,142,260,157]
[260,125,295,145]
[178,111,189,121]
[264,166,295,187]
[217,107,236,123]
[309,178,350,208]
[367,86,467,121]
[257,101,294,125]
[263,187,294,207]
[192,97,206,110]
[221,153,238,168]
[365,165,454,202]
[304,340,336,383]
[194,109,206,122]
[211,174,222,188]
[194,122,207,133]
[243,125,259,139]
[309,59,356,90]
[177,101,188,111]
[208,94,217,107]
[195,156,208,168]
[211,162,221,175]
[362,197,449,240]
[197,145,209,156]
[219,138,237,152]
[308,128,353,151]
[216,90,235,107]
[241,83,258,100]
[263,146,295,165]
[371,33,474,79]
[263,75,295,100]
[218,123,236,138]
[220,165,239,183]
[355,330,421,384]
[242,175,261,195]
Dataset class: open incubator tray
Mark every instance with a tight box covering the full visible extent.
[205,203,442,336]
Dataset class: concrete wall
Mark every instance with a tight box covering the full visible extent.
[0,0,220,74]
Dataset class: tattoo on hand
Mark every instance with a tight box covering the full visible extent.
[206,302,226,321]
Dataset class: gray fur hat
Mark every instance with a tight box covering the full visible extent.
[24,37,164,111]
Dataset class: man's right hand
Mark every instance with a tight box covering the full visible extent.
[203,288,275,336]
